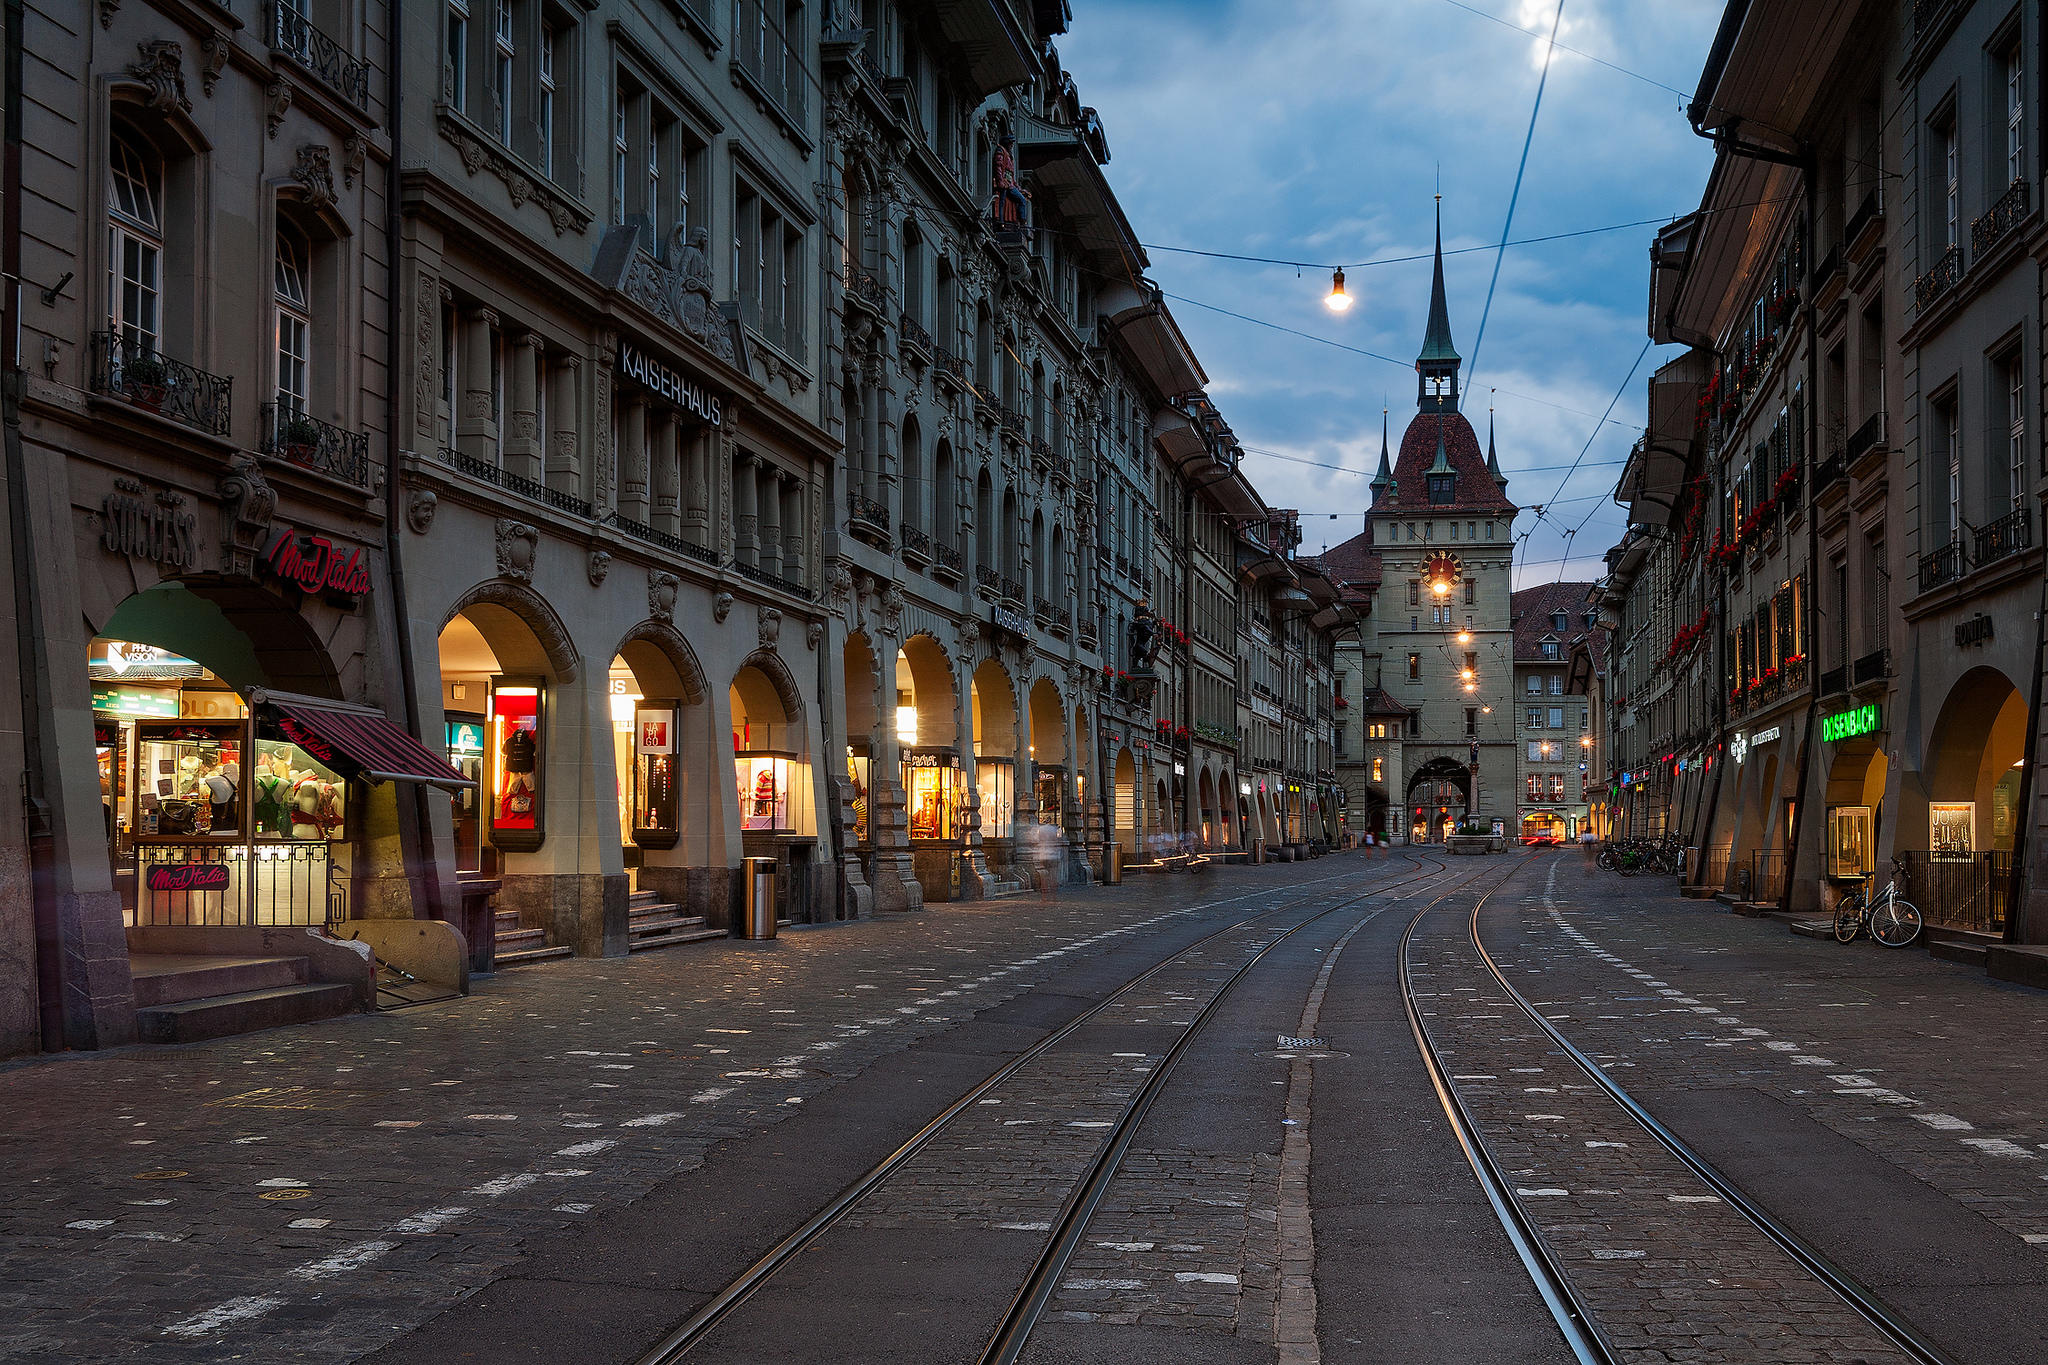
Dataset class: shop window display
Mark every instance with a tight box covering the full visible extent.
[1929,802,1974,861]
[1034,765,1063,826]
[445,717,486,872]
[736,751,797,831]
[905,750,962,841]
[1827,805,1872,879]
[632,704,680,845]
[488,680,545,850]
[977,757,1014,840]
[847,746,872,846]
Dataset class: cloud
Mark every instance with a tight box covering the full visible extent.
[1055,0,1721,584]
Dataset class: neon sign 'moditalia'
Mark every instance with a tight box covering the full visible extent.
[1821,703,1882,743]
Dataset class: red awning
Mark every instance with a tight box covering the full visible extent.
[253,689,471,791]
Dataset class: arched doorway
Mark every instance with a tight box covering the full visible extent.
[89,580,350,932]
[731,654,817,920]
[1218,769,1238,852]
[606,623,709,917]
[1197,768,1218,851]
[899,633,962,900]
[971,657,1019,871]
[1405,757,1471,843]
[1113,745,1137,861]
[1027,676,1066,837]
[1913,669,2026,931]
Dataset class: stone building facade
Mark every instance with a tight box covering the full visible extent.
[1607,0,2048,952]
[1510,583,1605,842]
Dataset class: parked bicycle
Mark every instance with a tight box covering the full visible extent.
[1832,857,1923,947]
[1596,836,1681,877]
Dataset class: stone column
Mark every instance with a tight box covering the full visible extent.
[869,644,922,912]
[617,397,649,524]
[758,466,783,578]
[735,454,760,567]
[458,307,498,463]
[546,355,581,499]
[781,478,804,583]
[505,332,543,480]
[651,413,681,536]
[683,427,711,546]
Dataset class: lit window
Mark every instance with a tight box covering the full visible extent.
[274,227,311,414]
[1371,757,1383,782]
[107,127,163,357]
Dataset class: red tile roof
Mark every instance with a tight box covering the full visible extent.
[1510,582,1607,670]
[1382,410,1517,514]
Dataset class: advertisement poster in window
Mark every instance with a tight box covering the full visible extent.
[1929,802,1974,860]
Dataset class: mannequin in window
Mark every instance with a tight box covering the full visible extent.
[501,723,538,821]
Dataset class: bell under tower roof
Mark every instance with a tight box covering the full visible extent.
[1416,198,1461,414]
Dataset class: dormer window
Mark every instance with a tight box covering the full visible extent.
[1427,472,1455,504]
[1540,638,1560,660]
[1551,611,1567,630]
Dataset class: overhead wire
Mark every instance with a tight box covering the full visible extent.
[1467,0,1565,386]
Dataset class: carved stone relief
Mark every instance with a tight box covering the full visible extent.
[127,41,191,113]
[806,621,823,651]
[291,144,336,210]
[266,80,293,138]
[713,590,734,623]
[493,519,537,583]
[757,607,783,651]
[648,571,679,623]
[217,453,276,573]
[587,549,611,587]
[404,488,437,534]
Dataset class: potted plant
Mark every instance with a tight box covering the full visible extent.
[124,353,169,410]
[278,413,321,466]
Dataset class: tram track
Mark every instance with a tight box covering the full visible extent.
[632,851,1467,1365]
[1400,852,1956,1365]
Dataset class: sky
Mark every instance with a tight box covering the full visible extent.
[1055,0,1726,587]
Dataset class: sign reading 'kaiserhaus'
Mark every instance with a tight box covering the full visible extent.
[617,341,723,426]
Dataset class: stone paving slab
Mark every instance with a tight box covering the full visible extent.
[1481,852,2048,1365]
[0,857,1373,1364]
[1409,857,1910,1364]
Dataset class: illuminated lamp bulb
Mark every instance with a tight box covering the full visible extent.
[1324,266,1352,313]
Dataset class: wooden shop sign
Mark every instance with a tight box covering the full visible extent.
[261,526,371,600]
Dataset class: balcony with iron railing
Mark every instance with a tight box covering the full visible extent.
[438,444,590,515]
[730,558,814,601]
[844,266,885,312]
[1000,576,1026,607]
[975,564,1001,596]
[1913,244,1963,311]
[1852,648,1890,688]
[1973,505,2031,567]
[1972,177,2030,258]
[898,313,932,360]
[604,511,721,567]
[998,407,1026,444]
[1049,604,1070,636]
[847,490,891,547]
[269,1,370,112]
[1916,538,1967,593]
[1844,411,1888,469]
[1818,664,1848,696]
[1077,618,1098,649]
[90,331,231,437]
[1812,444,1847,498]
[933,347,969,391]
[932,540,964,580]
[1844,187,1884,255]
[900,522,931,563]
[263,399,369,486]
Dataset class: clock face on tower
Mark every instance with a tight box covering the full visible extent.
[1420,550,1462,593]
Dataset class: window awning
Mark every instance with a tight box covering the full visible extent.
[252,688,471,791]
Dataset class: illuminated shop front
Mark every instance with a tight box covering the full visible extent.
[487,679,546,851]
[731,664,814,839]
[90,636,465,928]
[1819,701,1886,883]
[977,757,1015,840]
[846,742,873,847]
[904,749,964,841]
[1033,764,1065,826]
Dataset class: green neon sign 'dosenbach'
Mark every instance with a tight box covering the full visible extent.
[1821,703,1882,744]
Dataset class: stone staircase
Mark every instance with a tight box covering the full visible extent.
[130,953,359,1044]
[626,888,723,952]
[492,889,723,965]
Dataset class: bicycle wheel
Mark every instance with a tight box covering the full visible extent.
[1871,899,1923,948]
[1832,896,1863,943]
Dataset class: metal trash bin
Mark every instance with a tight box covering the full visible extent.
[1104,842,1122,885]
[740,856,778,940]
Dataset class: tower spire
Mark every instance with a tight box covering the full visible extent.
[1417,195,1461,413]
[1487,395,1506,487]
[1370,406,1394,506]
